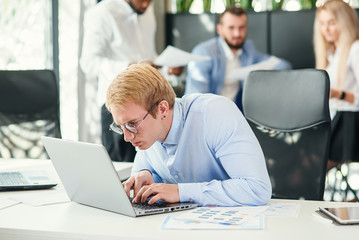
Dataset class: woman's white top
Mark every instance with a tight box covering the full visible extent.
[326,40,359,118]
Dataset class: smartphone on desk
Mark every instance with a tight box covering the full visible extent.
[319,207,359,225]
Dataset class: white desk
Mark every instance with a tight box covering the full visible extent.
[0,159,358,240]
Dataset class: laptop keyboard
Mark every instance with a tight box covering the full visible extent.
[132,201,168,210]
[0,172,28,185]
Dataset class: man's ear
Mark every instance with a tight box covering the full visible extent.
[157,100,169,116]
[216,23,222,36]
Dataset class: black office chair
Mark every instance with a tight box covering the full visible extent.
[243,69,331,200]
[0,70,61,159]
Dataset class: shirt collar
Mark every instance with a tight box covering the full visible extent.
[161,99,183,146]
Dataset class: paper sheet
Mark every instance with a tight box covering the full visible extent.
[0,199,19,210]
[161,214,265,230]
[175,206,268,225]
[226,56,281,80]
[9,188,70,207]
[154,46,210,67]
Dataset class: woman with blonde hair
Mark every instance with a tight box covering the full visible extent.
[314,0,359,171]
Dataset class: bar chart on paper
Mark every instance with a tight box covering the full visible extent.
[175,206,268,225]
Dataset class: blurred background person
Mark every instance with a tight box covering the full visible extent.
[185,6,292,112]
[80,0,181,162]
[313,0,359,171]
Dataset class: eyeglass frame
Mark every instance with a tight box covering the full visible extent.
[109,101,159,135]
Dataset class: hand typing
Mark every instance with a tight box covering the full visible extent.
[132,183,180,205]
[122,170,154,199]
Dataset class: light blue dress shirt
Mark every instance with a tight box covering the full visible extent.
[131,93,272,206]
[185,37,292,109]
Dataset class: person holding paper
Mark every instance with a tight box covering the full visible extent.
[106,63,272,206]
[80,0,182,162]
[313,0,359,171]
[185,6,292,112]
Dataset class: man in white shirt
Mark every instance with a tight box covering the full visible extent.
[80,0,181,162]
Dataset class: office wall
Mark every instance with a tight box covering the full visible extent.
[247,11,269,54]
[165,13,218,52]
[154,1,166,53]
[270,9,316,69]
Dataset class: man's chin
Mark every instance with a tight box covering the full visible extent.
[228,42,243,50]
[135,144,149,150]
[128,1,147,15]
[136,9,146,15]
[224,38,244,50]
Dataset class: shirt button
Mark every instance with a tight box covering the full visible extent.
[175,175,179,179]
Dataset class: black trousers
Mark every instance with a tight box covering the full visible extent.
[329,111,359,163]
[101,104,136,162]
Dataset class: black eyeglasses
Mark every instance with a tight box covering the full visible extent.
[109,101,159,135]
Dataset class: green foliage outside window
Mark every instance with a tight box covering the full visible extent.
[226,0,253,10]
[176,0,194,12]
[175,0,358,12]
[203,0,212,11]
[226,0,316,10]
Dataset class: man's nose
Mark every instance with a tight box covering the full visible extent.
[232,28,241,37]
[123,129,134,142]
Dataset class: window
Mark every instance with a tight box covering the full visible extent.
[0,0,80,140]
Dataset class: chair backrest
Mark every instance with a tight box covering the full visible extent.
[243,69,330,200]
[0,69,61,159]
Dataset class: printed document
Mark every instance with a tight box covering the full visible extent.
[154,46,210,67]
[227,56,281,80]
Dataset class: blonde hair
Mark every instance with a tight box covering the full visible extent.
[313,0,359,89]
[106,63,176,116]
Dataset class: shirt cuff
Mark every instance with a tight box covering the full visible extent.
[138,169,152,175]
[178,182,202,203]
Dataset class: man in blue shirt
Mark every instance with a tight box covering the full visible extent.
[106,63,272,207]
[185,6,292,111]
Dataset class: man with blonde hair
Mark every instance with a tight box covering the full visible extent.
[106,63,271,206]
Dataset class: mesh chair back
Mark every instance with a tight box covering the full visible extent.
[243,69,330,200]
[0,70,61,159]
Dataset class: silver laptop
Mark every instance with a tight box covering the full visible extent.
[41,136,197,217]
[0,170,57,191]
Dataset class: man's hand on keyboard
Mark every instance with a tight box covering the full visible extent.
[123,170,154,199]
[132,183,179,205]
